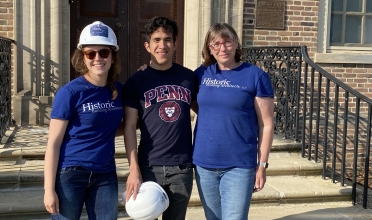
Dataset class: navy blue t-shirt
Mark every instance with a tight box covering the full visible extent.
[51,76,123,172]
[122,63,198,167]
[193,62,274,168]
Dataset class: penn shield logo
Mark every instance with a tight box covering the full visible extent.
[159,101,181,122]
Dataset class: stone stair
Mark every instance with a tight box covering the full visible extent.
[0,126,366,219]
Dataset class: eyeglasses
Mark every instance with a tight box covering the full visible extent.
[83,49,111,60]
[209,39,235,51]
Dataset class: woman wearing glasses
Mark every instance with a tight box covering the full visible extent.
[192,23,274,220]
[43,21,123,219]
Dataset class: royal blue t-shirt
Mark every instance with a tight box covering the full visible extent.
[122,63,198,167]
[193,62,274,168]
[51,76,123,172]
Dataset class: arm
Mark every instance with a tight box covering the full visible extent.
[191,100,198,115]
[115,120,124,136]
[253,97,274,192]
[123,106,142,201]
[44,118,69,214]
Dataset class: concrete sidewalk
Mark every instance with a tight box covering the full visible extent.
[18,202,372,220]
[185,202,372,220]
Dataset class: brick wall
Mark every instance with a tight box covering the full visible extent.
[322,63,372,100]
[243,0,318,57]
[0,0,13,39]
[243,0,372,99]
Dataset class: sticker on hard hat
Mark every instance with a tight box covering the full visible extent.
[90,24,108,38]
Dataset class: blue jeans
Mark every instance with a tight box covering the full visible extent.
[140,165,193,220]
[52,166,118,220]
[195,166,256,220]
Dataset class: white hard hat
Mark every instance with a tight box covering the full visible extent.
[77,21,119,51]
[122,181,169,220]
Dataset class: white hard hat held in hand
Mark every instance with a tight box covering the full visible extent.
[77,21,119,51]
[122,181,169,220]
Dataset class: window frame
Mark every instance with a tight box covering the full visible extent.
[315,0,372,64]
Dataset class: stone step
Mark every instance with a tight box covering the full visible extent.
[0,126,300,160]
[0,126,366,219]
[0,127,130,160]
[0,176,359,219]
[0,158,129,190]
[0,152,322,189]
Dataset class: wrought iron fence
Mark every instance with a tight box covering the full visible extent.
[0,37,12,142]
[243,46,302,140]
[243,45,371,209]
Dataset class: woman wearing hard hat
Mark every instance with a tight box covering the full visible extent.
[43,21,123,219]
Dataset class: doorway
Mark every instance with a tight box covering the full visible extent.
[70,0,184,83]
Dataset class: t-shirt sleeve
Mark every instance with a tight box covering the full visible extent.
[194,65,205,86]
[122,76,140,110]
[50,86,76,120]
[256,69,274,98]
[192,72,199,102]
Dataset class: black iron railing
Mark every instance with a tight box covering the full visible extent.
[243,46,302,140]
[0,37,12,142]
[243,45,371,209]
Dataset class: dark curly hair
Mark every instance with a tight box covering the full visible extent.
[70,47,122,100]
[202,23,242,66]
[144,16,178,42]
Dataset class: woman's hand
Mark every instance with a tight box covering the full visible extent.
[253,166,266,193]
[125,168,143,202]
[44,190,59,214]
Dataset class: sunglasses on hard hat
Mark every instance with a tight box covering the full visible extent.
[83,48,111,60]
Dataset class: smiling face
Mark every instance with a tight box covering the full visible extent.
[83,45,113,78]
[209,36,238,70]
[144,27,177,70]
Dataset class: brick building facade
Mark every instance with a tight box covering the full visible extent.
[2,0,371,109]
[243,0,371,187]
[0,0,13,39]
[242,0,372,99]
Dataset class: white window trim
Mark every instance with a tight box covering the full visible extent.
[315,0,372,64]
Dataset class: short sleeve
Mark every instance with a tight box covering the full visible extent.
[192,72,199,102]
[122,76,140,110]
[256,70,274,98]
[50,86,76,120]
[194,65,206,86]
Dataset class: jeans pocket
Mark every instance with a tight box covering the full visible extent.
[177,165,191,172]
[59,167,72,174]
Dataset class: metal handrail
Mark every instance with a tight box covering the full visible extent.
[0,36,13,142]
[301,46,372,104]
[243,45,371,209]
[301,46,371,209]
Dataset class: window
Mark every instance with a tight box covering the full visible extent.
[315,0,372,64]
[330,0,372,47]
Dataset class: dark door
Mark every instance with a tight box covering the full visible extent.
[70,0,184,83]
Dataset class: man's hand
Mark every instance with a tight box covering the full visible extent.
[137,62,150,71]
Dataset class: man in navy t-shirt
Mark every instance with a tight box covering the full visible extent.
[122,17,198,220]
